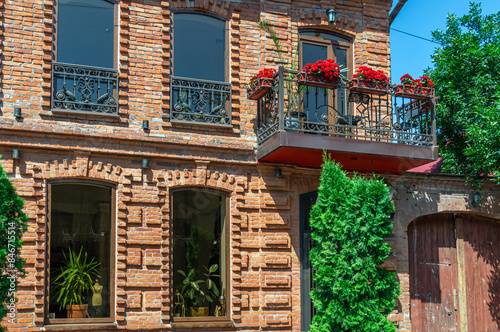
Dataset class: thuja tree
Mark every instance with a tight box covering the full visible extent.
[0,161,27,330]
[430,3,500,184]
[309,156,399,332]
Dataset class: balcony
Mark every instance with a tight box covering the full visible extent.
[169,76,232,126]
[51,62,118,116]
[256,67,438,172]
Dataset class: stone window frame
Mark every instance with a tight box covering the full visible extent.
[169,186,233,328]
[44,179,117,327]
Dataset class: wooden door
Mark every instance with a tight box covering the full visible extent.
[409,213,500,332]
[409,213,461,331]
[461,214,500,331]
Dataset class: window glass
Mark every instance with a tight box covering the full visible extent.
[57,0,114,68]
[49,184,112,319]
[173,13,226,81]
[172,190,227,317]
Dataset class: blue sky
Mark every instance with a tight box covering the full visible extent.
[390,0,499,84]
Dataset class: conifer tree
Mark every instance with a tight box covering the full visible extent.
[0,162,27,330]
[309,156,399,332]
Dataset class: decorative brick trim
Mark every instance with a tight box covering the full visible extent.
[296,9,357,35]
[168,0,234,20]
[35,157,123,183]
[165,168,238,192]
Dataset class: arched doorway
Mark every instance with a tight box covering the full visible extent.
[409,213,500,331]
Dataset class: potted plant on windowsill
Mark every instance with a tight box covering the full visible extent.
[297,59,340,89]
[394,74,434,100]
[247,68,276,100]
[53,247,100,319]
[177,264,220,317]
[349,66,390,95]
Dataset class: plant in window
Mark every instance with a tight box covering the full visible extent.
[394,73,434,100]
[349,66,389,95]
[53,247,100,319]
[247,68,277,100]
[177,264,220,317]
[297,59,341,88]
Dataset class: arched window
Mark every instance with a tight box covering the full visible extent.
[52,0,118,115]
[47,182,115,323]
[171,189,229,320]
[299,30,353,118]
[172,13,227,82]
[170,12,231,125]
[55,0,116,68]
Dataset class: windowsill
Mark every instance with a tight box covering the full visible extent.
[171,316,233,328]
[43,322,117,331]
[50,108,120,119]
[167,117,233,129]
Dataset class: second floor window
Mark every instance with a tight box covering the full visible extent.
[52,0,118,115]
[172,13,226,82]
[170,13,231,125]
[55,0,115,68]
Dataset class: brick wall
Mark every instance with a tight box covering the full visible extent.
[3,0,497,331]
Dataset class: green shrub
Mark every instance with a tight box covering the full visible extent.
[0,161,27,330]
[309,155,399,332]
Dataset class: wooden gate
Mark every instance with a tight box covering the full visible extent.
[409,213,500,332]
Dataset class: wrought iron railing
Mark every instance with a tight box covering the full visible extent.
[51,62,118,115]
[257,67,437,146]
[170,76,231,125]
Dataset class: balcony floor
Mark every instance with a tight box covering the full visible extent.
[257,131,438,173]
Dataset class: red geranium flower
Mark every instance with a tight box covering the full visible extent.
[250,68,277,84]
[303,59,340,80]
[353,66,389,83]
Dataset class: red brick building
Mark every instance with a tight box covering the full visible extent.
[1,0,499,331]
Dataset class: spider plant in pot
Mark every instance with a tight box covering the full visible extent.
[52,247,100,319]
[177,264,220,317]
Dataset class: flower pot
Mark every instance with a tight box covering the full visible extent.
[190,307,209,317]
[297,72,339,89]
[394,84,433,100]
[247,77,274,100]
[349,79,389,95]
[66,304,88,319]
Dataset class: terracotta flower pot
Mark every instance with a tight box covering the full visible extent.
[247,77,274,100]
[66,304,88,319]
[296,72,339,89]
[349,79,389,95]
[394,84,433,100]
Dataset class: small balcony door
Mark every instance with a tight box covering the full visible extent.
[299,31,352,125]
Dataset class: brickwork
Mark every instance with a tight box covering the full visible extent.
[1,0,498,331]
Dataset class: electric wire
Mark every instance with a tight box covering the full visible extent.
[390,28,442,45]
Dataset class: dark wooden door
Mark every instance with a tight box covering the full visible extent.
[409,213,461,331]
[300,192,317,332]
[409,213,500,332]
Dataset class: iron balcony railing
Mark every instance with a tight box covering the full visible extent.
[170,76,231,126]
[51,62,119,116]
[257,67,437,146]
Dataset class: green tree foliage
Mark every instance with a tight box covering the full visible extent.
[430,3,500,184]
[0,161,27,330]
[309,156,399,332]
